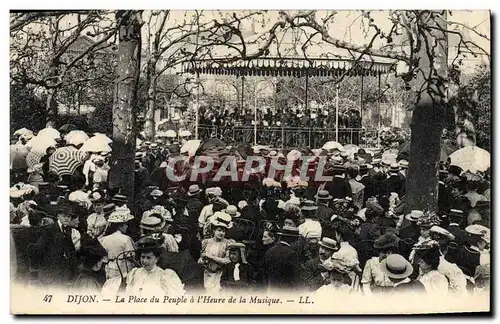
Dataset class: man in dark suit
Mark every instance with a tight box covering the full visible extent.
[263,226,301,292]
[446,209,468,246]
[383,163,406,197]
[315,190,334,223]
[30,201,79,288]
[398,210,423,259]
[359,164,375,205]
[324,165,352,200]
[300,237,339,291]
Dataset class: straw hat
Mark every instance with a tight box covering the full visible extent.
[210,212,232,229]
[380,254,414,279]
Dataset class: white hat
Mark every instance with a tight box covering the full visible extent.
[210,212,232,229]
[405,210,424,222]
[430,226,455,241]
[108,205,134,223]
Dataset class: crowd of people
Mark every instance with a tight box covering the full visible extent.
[10,124,490,299]
[195,107,363,147]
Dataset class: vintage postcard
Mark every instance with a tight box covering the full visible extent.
[9,9,491,314]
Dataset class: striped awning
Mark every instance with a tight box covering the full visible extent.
[182,57,395,77]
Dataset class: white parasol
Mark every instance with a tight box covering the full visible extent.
[449,146,490,173]
[80,136,112,153]
[93,133,113,144]
[178,130,192,137]
[180,140,201,157]
[65,130,90,146]
[14,128,34,139]
[25,135,57,153]
[37,127,61,140]
[322,141,343,151]
[165,130,177,138]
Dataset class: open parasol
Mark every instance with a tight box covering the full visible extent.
[37,127,61,140]
[449,146,490,173]
[49,146,89,176]
[25,136,57,153]
[25,150,46,170]
[180,140,201,157]
[322,141,343,151]
[178,130,192,137]
[80,136,112,153]
[65,130,90,146]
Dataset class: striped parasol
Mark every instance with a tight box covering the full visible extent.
[49,146,89,176]
[25,150,46,169]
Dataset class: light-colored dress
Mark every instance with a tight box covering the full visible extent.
[418,270,449,295]
[438,255,467,294]
[100,231,136,279]
[126,266,185,296]
[201,238,232,293]
[361,257,394,292]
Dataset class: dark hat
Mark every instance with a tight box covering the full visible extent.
[136,235,164,251]
[373,233,400,250]
[448,209,465,218]
[331,165,345,172]
[318,237,339,251]
[277,225,300,237]
[379,254,414,279]
[80,240,108,260]
[359,164,373,173]
[57,185,69,193]
[438,170,449,178]
[475,200,490,210]
[113,194,128,204]
[38,182,50,190]
[315,190,333,200]
[103,203,116,215]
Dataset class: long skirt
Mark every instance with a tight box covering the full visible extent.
[204,270,223,294]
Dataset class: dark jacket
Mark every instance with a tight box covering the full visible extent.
[315,204,334,223]
[30,222,78,287]
[325,176,352,200]
[73,267,102,293]
[263,242,300,291]
[455,246,481,277]
[221,262,254,292]
[383,175,406,197]
[446,224,468,246]
[300,257,326,292]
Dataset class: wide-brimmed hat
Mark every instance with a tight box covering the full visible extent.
[430,226,455,241]
[389,163,401,173]
[140,215,164,231]
[416,211,440,228]
[318,237,339,251]
[103,203,116,215]
[277,225,300,237]
[359,164,373,173]
[228,242,246,250]
[210,212,232,229]
[301,200,318,212]
[465,224,490,244]
[225,205,241,218]
[315,190,333,200]
[448,209,465,218]
[143,205,173,223]
[380,254,414,279]
[187,184,202,196]
[112,194,128,205]
[107,205,134,223]
[399,160,409,169]
[89,190,105,202]
[405,210,424,222]
[373,233,400,250]
[150,189,164,197]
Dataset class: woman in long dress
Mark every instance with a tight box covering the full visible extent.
[126,235,185,296]
[100,206,135,294]
[413,242,449,295]
[198,212,234,294]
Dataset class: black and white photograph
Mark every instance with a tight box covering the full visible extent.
[8,8,491,314]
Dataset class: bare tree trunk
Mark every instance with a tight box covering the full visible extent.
[109,10,142,203]
[144,59,158,140]
[45,87,58,127]
[405,10,448,214]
